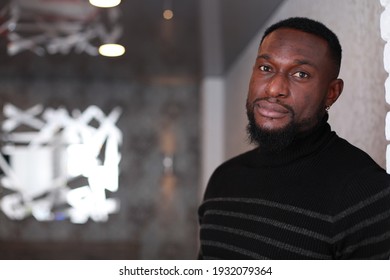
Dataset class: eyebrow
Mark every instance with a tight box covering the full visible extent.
[256,54,318,69]
[257,54,270,60]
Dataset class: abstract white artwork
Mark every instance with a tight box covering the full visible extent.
[0,0,123,56]
[0,104,122,223]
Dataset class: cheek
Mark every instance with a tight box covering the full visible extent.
[248,76,266,100]
[292,92,324,120]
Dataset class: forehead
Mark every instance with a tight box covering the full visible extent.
[259,28,330,62]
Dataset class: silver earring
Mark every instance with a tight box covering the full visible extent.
[325,105,330,112]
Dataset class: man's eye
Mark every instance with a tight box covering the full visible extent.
[292,71,309,79]
[259,65,271,72]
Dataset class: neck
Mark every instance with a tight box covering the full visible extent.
[251,114,333,166]
[256,114,328,154]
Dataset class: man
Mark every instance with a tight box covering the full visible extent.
[198,17,390,259]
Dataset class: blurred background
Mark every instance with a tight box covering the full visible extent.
[0,0,387,259]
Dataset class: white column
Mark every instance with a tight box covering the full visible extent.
[380,0,390,173]
[200,77,225,197]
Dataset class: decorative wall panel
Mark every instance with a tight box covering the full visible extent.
[0,77,200,259]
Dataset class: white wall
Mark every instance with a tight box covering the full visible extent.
[224,0,387,168]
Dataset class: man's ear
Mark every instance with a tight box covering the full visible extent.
[326,78,344,107]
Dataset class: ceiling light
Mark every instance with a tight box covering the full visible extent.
[163,9,174,20]
[89,0,121,8]
[98,43,125,57]
[2,1,123,56]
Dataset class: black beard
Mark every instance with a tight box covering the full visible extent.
[246,100,324,153]
[246,106,297,153]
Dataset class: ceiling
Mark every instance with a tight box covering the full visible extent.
[0,0,284,82]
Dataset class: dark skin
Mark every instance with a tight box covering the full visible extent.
[247,28,344,133]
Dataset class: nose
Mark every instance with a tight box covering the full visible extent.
[265,73,289,98]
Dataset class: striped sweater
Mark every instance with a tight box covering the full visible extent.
[198,120,390,259]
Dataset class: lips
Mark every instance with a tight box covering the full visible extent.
[254,100,290,119]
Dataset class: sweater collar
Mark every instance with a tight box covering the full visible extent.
[249,115,335,166]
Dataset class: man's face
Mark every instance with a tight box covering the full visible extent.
[247,28,340,137]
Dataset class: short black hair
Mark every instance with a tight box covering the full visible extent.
[261,17,342,76]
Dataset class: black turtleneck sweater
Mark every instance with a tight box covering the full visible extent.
[198,119,390,259]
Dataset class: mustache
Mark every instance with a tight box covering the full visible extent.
[248,97,295,115]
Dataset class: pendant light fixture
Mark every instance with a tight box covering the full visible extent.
[89,0,121,8]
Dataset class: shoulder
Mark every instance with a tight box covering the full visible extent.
[327,134,390,214]
[215,148,257,171]
[325,134,390,195]
[202,148,257,200]
[325,134,385,172]
[209,148,259,181]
